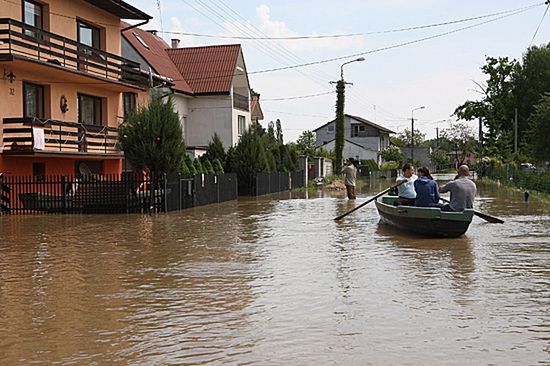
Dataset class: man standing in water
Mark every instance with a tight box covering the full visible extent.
[341,158,357,200]
[439,165,477,211]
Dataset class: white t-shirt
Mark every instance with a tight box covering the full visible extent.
[396,174,418,199]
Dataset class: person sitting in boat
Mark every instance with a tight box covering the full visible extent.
[413,166,440,207]
[394,163,417,206]
[438,165,477,211]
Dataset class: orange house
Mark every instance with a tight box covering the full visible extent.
[0,0,151,177]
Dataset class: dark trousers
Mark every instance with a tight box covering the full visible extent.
[346,185,356,200]
[394,197,415,206]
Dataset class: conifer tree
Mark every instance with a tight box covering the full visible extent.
[185,155,197,175]
[119,93,185,173]
[193,159,205,174]
[203,160,215,175]
[213,158,225,174]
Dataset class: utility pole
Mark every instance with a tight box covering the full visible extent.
[479,117,483,152]
[331,57,365,173]
[435,127,439,148]
[410,106,425,163]
[514,108,518,154]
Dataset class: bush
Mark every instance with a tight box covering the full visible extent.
[203,160,215,175]
[193,159,204,174]
[180,160,191,175]
[213,158,224,174]
[380,161,400,171]
[185,155,197,174]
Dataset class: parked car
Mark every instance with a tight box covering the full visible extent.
[520,163,537,173]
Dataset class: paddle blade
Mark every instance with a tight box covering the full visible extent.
[474,210,504,224]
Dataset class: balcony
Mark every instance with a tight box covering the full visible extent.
[233,93,249,112]
[2,117,121,156]
[0,18,142,86]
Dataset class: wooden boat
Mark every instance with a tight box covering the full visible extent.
[375,195,474,237]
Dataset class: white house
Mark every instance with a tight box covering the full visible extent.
[122,28,253,158]
[313,114,395,165]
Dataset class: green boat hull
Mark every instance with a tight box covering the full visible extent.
[375,195,474,238]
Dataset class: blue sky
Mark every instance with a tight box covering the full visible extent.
[125,0,549,142]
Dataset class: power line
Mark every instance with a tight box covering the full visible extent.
[262,91,334,101]
[528,1,550,47]
[158,2,544,40]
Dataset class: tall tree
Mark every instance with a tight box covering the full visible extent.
[454,56,517,158]
[296,130,317,158]
[391,128,427,147]
[204,133,225,163]
[276,119,283,144]
[439,122,478,166]
[119,94,185,173]
[527,93,550,162]
[515,43,550,148]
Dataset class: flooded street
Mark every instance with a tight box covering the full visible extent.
[1,178,549,365]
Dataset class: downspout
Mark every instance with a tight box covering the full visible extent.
[121,19,150,33]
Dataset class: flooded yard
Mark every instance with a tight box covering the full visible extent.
[1,179,549,365]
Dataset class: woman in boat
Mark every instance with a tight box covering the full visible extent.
[413,166,440,207]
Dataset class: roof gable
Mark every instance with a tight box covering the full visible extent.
[313,114,395,134]
[122,27,192,94]
[166,44,241,95]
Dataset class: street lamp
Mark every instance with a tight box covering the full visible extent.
[333,57,365,173]
[411,106,425,162]
[340,57,365,80]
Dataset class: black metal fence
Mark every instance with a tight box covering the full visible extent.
[164,173,238,212]
[0,172,239,215]
[238,171,305,196]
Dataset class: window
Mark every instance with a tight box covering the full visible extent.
[33,162,45,181]
[327,124,334,133]
[133,32,149,49]
[123,93,136,120]
[238,115,246,135]
[351,124,368,138]
[23,82,44,118]
[23,0,43,38]
[78,94,102,125]
[77,20,100,49]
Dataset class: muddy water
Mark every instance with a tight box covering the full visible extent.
[0,179,548,365]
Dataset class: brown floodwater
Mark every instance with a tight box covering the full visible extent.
[1,178,549,365]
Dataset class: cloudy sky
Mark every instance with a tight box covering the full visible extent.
[125,0,549,142]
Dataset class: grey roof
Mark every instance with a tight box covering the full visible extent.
[313,114,395,134]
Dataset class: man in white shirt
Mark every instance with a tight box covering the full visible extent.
[394,163,417,206]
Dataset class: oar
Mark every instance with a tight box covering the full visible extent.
[334,180,405,221]
[440,197,504,224]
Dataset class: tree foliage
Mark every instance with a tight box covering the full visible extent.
[439,122,478,166]
[391,128,427,148]
[527,93,550,161]
[119,94,185,173]
[381,145,403,163]
[296,130,317,158]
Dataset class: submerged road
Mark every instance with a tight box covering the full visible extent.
[1,178,549,365]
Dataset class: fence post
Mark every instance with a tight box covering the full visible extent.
[61,175,67,213]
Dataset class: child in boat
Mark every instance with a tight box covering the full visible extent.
[414,166,440,207]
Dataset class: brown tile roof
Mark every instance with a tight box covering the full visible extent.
[166,44,241,95]
[122,27,192,94]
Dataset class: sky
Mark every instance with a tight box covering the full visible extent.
[125,0,549,142]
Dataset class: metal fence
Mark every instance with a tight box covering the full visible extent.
[238,171,305,196]
[483,165,550,195]
[0,172,239,215]
[164,173,238,212]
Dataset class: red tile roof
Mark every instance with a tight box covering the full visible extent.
[166,44,241,95]
[122,27,192,94]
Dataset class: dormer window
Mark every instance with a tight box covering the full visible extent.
[327,124,334,133]
[133,32,149,49]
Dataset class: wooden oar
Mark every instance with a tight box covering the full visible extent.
[440,197,504,224]
[334,180,405,221]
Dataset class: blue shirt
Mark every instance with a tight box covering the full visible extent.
[414,176,440,207]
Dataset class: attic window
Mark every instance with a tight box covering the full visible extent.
[133,32,149,49]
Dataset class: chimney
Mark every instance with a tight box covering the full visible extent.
[171,39,180,48]
[146,30,158,36]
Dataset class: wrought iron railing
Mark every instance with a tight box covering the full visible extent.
[0,18,140,84]
[2,117,121,155]
[233,93,249,111]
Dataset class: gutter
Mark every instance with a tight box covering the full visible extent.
[121,19,149,33]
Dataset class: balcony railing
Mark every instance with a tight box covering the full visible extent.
[2,117,121,155]
[0,18,141,85]
[233,93,249,111]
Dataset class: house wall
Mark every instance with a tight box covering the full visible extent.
[186,96,233,149]
[0,0,149,176]
[322,140,378,165]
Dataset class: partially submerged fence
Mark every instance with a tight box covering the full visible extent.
[0,173,238,215]
[483,165,550,195]
[238,171,305,196]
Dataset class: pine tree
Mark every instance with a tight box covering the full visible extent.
[213,158,225,174]
[203,160,215,175]
[193,159,205,174]
[119,93,185,173]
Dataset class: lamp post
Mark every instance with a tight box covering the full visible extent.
[410,106,425,163]
[334,57,365,172]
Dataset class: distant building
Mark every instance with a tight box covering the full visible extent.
[313,114,395,166]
